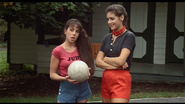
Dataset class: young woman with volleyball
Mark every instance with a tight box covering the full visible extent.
[50,19,95,103]
[96,4,136,103]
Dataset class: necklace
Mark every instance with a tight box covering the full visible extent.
[112,26,126,36]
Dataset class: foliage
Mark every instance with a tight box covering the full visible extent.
[0,16,7,43]
[0,16,7,35]
[0,42,7,48]
[0,51,10,75]
[0,2,100,33]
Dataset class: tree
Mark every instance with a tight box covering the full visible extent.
[0,16,7,43]
[0,2,100,34]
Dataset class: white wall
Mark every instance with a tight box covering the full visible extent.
[89,2,110,43]
[36,44,56,74]
[10,23,37,65]
[10,23,60,74]
[36,35,60,74]
[153,2,168,64]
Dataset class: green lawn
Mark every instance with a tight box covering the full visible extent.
[0,91,184,103]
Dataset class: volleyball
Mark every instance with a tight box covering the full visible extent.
[68,60,89,83]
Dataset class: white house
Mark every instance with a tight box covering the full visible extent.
[7,2,185,77]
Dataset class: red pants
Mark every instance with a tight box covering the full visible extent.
[101,69,132,100]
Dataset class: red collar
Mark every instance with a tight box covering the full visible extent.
[112,26,126,36]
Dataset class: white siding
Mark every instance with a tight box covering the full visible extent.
[10,23,37,64]
[36,35,60,74]
[89,2,110,43]
[10,23,60,73]
[153,2,168,64]
[36,45,56,74]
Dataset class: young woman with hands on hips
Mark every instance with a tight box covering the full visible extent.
[96,4,136,103]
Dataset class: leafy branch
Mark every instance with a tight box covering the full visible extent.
[0,2,100,34]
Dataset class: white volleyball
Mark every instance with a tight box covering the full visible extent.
[68,60,89,83]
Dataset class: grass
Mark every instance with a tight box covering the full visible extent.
[89,91,185,101]
[89,93,102,101]
[0,92,184,103]
[130,92,185,99]
[0,95,58,103]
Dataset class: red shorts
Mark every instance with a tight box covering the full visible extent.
[101,69,132,100]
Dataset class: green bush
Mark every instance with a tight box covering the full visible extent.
[0,51,10,75]
[0,42,7,48]
[0,17,7,43]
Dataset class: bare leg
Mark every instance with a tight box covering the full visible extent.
[58,100,88,103]
[76,99,88,103]
[102,97,111,103]
[111,98,129,103]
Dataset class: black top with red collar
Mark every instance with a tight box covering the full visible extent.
[100,30,136,71]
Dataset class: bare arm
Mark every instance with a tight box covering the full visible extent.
[50,55,80,84]
[103,48,130,67]
[49,55,67,81]
[95,51,120,69]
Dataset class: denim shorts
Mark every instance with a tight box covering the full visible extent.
[57,80,92,103]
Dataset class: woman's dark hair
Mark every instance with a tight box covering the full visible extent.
[63,18,95,76]
[105,4,129,29]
